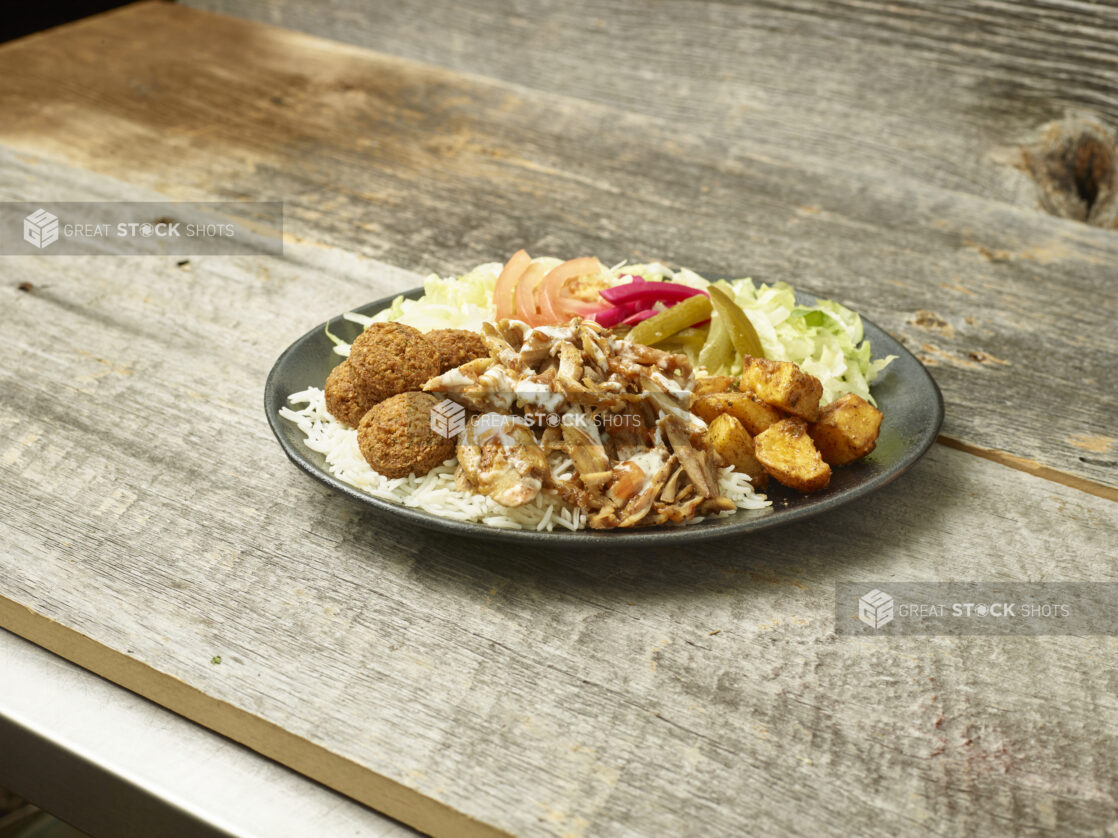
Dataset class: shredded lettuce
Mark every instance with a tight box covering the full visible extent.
[620,268,895,404]
[368,259,894,405]
[719,278,895,405]
[374,262,502,332]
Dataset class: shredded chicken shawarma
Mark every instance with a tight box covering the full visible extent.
[423,317,741,529]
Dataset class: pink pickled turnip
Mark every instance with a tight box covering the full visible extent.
[620,308,660,326]
[591,304,636,328]
[599,280,706,307]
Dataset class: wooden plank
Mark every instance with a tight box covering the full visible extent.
[2,199,1118,835]
[184,0,1118,224]
[0,4,1114,491]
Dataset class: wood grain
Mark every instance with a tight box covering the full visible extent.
[1,4,1118,836]
[185,0,1118,220]
[2,151,1118,838]
[1,3,1115,492]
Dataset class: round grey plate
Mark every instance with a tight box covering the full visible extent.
[265,288,944,544]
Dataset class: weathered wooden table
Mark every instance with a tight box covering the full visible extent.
[2,2,1116,835]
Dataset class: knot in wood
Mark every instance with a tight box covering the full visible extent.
[1022,116,1116,228]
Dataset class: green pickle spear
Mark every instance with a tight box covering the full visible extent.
[661,326,709,350]
[698,310,732,372]
[626,294,713,346]
[707,285,765,360]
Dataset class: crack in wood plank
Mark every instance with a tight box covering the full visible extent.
[937,436,1118,504]
[0,6,1114,488]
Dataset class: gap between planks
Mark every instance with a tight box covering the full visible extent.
[937,436,1118,503]
[0,2,1115,490]
[0,598,505,838]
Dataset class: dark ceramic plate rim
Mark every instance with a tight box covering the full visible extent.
[265,287,944,544]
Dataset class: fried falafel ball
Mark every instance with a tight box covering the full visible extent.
[323,361,371,427]
[348,322,441,407]
[357,391,455,478]
[425,328,489,373]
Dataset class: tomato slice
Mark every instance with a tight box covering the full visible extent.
[540,257,611,321]
[557,296,612,318]
[536,279,562,324]
[541,258,601,305]
[494,249,530,321]
[514,261,550,325]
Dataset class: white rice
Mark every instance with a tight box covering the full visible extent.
[280,387,770,531]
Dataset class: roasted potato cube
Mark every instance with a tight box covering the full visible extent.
[753,418,831,492]
[706,413,768,489]
[691,391,783,436]
[692,375,735,397]
[808,393,883,465]
[740,357,823,421]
